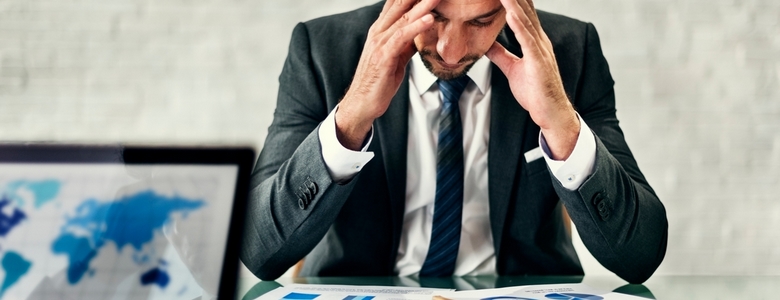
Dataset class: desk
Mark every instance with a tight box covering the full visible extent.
[240,275,780,299]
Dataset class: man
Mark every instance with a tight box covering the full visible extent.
[241,0,668,284]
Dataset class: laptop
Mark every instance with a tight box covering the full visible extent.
[0,144,254,300]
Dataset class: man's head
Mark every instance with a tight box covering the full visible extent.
[414,0,506,80]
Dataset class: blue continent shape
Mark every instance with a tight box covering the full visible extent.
[51,234,98,284]
[6,179,61,208]
[0,251,32,297]
[140,267,170,288]
[52,190,205,285]
[0,197,27,237]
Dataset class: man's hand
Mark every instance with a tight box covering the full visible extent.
[485,0,579,160]
[335,0,440,150]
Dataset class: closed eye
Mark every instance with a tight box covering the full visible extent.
[469,18,495,27]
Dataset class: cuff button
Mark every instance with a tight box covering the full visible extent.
[591,192,603,205]
[307,180,318,195]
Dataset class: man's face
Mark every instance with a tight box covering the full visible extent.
[414,0,506,80]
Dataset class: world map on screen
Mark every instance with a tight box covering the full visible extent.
[0,179,204,298]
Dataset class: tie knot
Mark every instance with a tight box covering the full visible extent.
[438,76,470,104]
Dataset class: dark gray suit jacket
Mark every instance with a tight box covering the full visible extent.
[241,1,668,284]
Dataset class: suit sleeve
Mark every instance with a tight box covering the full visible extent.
[239,22,359,280]
[552,23,668,284]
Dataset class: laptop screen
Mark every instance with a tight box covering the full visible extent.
[0,145,254,300]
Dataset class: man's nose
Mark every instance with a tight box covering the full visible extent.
[436,24,467,65]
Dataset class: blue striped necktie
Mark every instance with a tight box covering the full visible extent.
[419,76,470,277]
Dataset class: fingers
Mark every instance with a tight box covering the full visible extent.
[499,0,553,59]
[500,0,540,42]
[500,0,541,33]
[485,41,519,75]
[375,0,440,34]
[393,0,440,31]
[518,0,541,31]
[504,10,541,59]
[522,0,553,48]
[376,0,412,32]
[385,13,434,57]
[371,0,439,66]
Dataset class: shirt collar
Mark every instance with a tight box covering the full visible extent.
[410,53,491,96]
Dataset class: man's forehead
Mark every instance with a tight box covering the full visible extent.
[432,0,503,18]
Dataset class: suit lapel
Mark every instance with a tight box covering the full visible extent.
[375,73,410,267]
[488,28,531,262]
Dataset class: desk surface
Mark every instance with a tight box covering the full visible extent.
[240,275,780,299]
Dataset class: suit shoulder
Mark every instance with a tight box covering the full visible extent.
[537,10,591,32]
[280,2,384,111]
[537,10,594,49]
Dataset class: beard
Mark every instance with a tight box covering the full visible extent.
[418,49,482,80]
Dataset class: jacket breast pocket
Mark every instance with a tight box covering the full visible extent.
[523,146,549,177]
[525,157,549,177]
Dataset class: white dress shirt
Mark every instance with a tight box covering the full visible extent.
[317,53,597,276]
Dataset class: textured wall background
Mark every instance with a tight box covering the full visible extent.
[1,0,779,294]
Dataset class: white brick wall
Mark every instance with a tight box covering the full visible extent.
[2,0,779,291]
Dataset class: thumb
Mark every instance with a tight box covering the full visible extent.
[485,41,517,75]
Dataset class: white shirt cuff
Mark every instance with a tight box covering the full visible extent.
[318,105,375,183]
[539,113,597,191]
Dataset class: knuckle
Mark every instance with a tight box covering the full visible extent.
[365,39,381,51]
[400,13,410,23]
[392,28,405,41]
[374,48,390,61]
